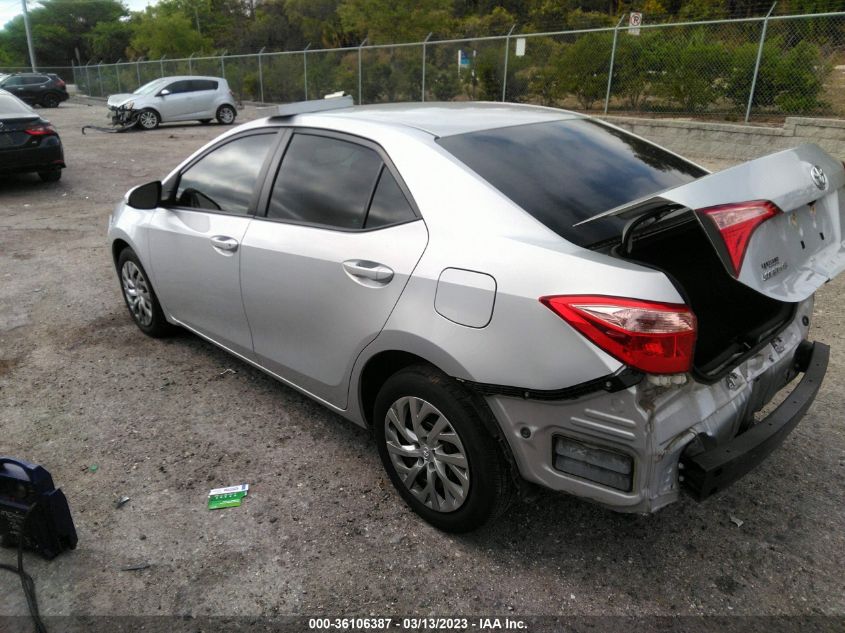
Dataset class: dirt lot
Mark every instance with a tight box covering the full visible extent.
[1,99,844,630]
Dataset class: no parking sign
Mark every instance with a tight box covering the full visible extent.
[629,12,642,35]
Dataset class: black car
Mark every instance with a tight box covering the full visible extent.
[0,90,65,182]
[0,72,69,108]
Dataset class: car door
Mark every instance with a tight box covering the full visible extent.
[146,130,280,356]
[188,79,217,117]
[156,80,194,120]
[240,130,428,408]
[2,76,26,100]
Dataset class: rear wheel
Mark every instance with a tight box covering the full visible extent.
[137,109,160,130]
[40,93,60,108]
[373,364,515,532]
[117,248,173,337]
[216,104,236,125]
[38,170,61,182]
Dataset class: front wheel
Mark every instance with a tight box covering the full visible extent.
[373,364,515,532]
[216,104,236,125]
[137,109,160,130]
[117,248,173,337]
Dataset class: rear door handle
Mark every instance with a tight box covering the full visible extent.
[342,260,394,283]
[210,235,239,252]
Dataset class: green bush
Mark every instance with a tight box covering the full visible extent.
[556,33,613,110]
[653,30,729,112]
[773,40,829,113]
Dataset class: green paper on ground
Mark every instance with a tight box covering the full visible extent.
[208,484,249,510]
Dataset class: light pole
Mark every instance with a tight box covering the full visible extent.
[21,0,37,71]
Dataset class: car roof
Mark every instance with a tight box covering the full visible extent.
[155,75,224,82]
[276,102,584,137]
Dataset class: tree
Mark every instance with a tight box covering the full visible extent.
[557,33,613,109]
[338,0,452,43]
[129,9,212,58]
[87,21,133,61]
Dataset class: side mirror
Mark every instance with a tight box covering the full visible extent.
[158,88,170,96]
[127,181,161,210]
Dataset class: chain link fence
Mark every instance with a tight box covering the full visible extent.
[3,10,844,122]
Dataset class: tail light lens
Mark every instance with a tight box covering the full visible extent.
[699,200,780,277]
[541,295,697,374]
[56,79,66,88]
[25,124,56,136]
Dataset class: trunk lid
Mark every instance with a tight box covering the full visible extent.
[0,115,41,150]
[578,144,845,302]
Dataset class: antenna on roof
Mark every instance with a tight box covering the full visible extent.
[267,92,354,118]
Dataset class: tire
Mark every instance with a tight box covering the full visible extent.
[116,247,173,338]
[38,170,61,182]
[40,93,60,108]
[137,109,160,130]
[373,364,515,533]
[216,104,236,125]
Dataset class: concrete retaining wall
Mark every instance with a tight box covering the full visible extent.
[601,116,845,166]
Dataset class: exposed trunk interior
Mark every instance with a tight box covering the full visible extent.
[616,213,795,379]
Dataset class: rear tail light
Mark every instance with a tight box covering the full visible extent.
[541,295,697,374]
[25,124,56,136]
[56,79,66,88]
[699,200,780,277]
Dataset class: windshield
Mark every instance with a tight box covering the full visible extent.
[437,119,706,247]
[133,79,167,95]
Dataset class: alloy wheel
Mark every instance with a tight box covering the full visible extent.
[384,396,470,513]
[219,106,235,124]
[121,261,153,326]
[139,111,158,129]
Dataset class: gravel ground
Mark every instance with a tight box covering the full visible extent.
[1,99,844,630]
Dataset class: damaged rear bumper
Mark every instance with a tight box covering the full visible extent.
[680,340,828,501]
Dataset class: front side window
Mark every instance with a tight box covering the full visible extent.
[267,133,382,229]
[1,76,23,87]
[175,133,276,215]
[165,80,192,94]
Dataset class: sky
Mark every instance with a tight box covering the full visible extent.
[0,0,152,29]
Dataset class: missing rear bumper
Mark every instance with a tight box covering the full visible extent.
[680,340,829,501]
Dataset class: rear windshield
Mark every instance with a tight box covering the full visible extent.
[0,94,34,116]
[437,118,706,247]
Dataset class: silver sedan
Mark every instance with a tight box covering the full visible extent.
[109,100,843,531]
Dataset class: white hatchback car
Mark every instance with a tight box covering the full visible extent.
[107,75,237,130]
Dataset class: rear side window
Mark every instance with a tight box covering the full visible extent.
[365,168,415,229]
[267,133,382,229]
[175,133,276,215]
[192,80,217,91]
[0,94,33,115]
[437,119,705,247]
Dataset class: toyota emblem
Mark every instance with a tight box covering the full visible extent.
[810,165,827,190]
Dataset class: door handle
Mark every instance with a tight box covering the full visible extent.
[342,260,394,283]
[210,235,239,252]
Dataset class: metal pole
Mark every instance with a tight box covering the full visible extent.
[303,43,311,100]
[136,57,142,87]
[220,51,227,79]
[97,62,103,97]
[502,24,516,102]
[745,2,777,123]
[85,60,92,95]
[188,53,195,74]
[421,32,432,102]
[115,59,121,93]
[20,0,37,71]
[357,38,367,105]
[604,14,626,115]
[160,55,165,78]
[258,47,265,103]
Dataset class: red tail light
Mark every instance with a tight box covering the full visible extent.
[25,124,56,136]
[56,79,66,88]
[699,200,780,277]
[541,295,697,374]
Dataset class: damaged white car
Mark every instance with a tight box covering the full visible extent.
[107,75,237,130]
